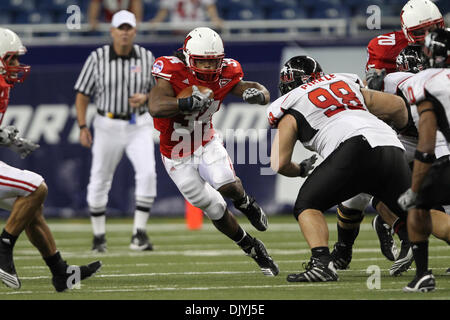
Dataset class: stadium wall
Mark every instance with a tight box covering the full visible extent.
[1,41,369,217]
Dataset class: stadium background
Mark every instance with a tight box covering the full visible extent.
[1,0,449,218]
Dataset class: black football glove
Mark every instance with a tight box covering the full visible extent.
[365,68,386,91]
[299,154,318,177]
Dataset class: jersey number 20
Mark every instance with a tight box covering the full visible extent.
[308,80,364,117]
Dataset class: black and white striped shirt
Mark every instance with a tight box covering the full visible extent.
[74,44,156,116]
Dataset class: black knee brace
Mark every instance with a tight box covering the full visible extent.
[336,203,364,224]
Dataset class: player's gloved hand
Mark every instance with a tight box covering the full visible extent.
[0,125,19,146]
[398,188,417,211]
[299,154,318,177]
[365,68,386,91]
[9,137,40,159]
[242,88,266,104]
[178,85,213,114]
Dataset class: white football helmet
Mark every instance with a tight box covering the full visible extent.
[400,0,445,44]
[182,27,224,83]
[0,28,30,83]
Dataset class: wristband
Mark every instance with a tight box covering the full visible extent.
[414,150,436,163]
[299,163,306,177]
[178,97,193,112]
[79,124,87,129]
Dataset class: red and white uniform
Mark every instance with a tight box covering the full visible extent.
[0,74,43,210]
[0,74,12,125]
[151,56,243,159]
[366,31,409,73]
[150,56,243,220]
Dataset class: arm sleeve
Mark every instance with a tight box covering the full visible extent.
[74,52,97,96]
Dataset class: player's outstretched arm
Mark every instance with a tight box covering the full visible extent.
[231,80,270,105]
[148,78,181,118]
[271,114,305,177]
[361,88,408,130]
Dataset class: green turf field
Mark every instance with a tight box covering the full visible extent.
[1,214,449,300]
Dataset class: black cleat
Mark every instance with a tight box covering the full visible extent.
[0,243,20,289]
[245,238,279,276]
[330,242,352,270]
[92,234,107,253]
[52,260,102,292]
[390,240,413,276]
[130,229,153,251]
[287,257,338,282]
[446,268,450,274]
[372,214,397,261]
[234,195,268,231]
[403,270,435,293]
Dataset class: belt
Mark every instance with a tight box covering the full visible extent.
[97,109,146,120]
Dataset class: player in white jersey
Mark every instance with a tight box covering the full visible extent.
[397,28,450,292]
[335,47,424,275]
[268,56,411,282]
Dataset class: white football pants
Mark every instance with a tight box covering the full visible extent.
[162,135,236,220]
[0,161,44,211]
[87,113,157,212]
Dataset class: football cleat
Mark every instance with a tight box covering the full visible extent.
[0,244,20,289]
[390,240,413,276]
[130,229,153,251]
[287,257,338,282]
[446,268,450,274]
[92,234,107,253]
[372,214,397,261]
[403,270,435,293]
[234,195,268,232]
[52,260,102,292]
[330,242,352,270]
[245,238,279,276]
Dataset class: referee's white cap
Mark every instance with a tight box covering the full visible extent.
[111,10,136,28]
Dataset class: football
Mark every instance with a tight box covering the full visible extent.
[176,85,214,99]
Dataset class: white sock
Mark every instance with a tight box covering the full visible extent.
[91,215,106,236]
[133,210,149,234]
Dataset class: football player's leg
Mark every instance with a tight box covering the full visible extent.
[0,162,45,289]
[126,124,157,250]
[430,209,450,244]
[369,146,414,277]
[87,117,126,251]
[406,159,450,287]
[164,156,278,276]
[198,139,268,231]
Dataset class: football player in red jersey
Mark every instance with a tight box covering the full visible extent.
[149,27,279,276]
[0,28,101,291]
[335,0,445,274]
[366,0,444,86]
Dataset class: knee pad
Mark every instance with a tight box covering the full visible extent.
[180,180,211,209]
[337,203,364,224]
[342,193,372,212]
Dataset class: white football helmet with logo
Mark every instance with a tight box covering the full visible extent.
[0,27,30,83]
[400,0,445,44]
[182,27,225,83]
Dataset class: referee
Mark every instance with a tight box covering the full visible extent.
[74,10,157,253]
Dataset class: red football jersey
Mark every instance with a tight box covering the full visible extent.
[151,56,244,159]
[0,75,12,125]
[366,31,409,74]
